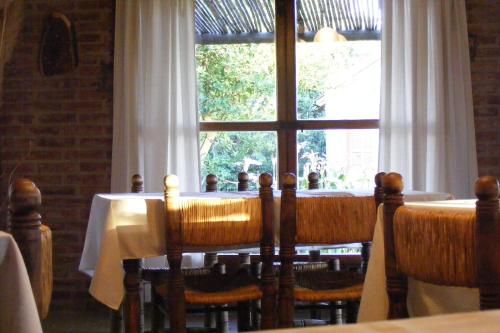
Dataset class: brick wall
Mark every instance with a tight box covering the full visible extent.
[466,0,500,177]
[0,0,498,309]
[0,0,114,308]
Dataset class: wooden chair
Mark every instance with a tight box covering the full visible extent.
[382,172,500,319]
[278,173,379,328]
[294,172,384,324]
[132,174,218,332]
[7,178,53,320]
[162,173,276,332]
[306,171,385,273]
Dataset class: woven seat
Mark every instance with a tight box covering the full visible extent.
[294,270,364,302]
[163,173,277,332]
[382,172,500,319]
[156,272,263,304]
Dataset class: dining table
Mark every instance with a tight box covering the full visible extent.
[262,309,500,333]
[79,189,453,311]
[0,231,43,333]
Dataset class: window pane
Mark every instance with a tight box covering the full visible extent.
[297,42,380,120]
[297,129,379,190]
[295,0,381,121]
[200,131,277,191]
[196,43,276,121]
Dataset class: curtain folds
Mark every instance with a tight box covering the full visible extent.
[379,0,477,198]
[112,0,200,193]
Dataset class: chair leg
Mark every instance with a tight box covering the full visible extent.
[251,300,260,330]
[329,301,343,324]
[345,301,359,323]
[215,306,229,333]
[237,301,251,331]
[151,287,165,333]
[310,303,321,320]
[110,307,122,333]
[204,306,216,329]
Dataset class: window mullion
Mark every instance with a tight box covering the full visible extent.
[276,0,297,181]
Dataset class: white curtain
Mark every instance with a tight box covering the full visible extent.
[379,0,477,198]
[112,0,200,193]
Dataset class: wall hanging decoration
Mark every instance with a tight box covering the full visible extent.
[39,12,78,76]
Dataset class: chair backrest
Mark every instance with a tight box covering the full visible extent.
[307,172,319,190]
[164,173,276,331]
[205,174,218,192]
[382,173,500,319]
[278,172,391,326]
[131,174,144,193]
[238,172,249,191]
[7,178,52,319]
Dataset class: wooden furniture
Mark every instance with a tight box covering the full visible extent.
[252,309,500,333]
[121,175,145,333]
[295,172,385,324]
[79,184,452,330]
[163,173,276,332]
[135,174,222,333]
[382,172,500,319]
[305,171,385,272]
[7,178,52,320]
[278,173,375,328]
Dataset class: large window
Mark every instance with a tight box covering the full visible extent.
[195,0,381,190]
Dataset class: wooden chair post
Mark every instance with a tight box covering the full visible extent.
[205,174,218,192]
[203,174,218,270]
[164,175,187,333]
[238,172,249,191]
[131,174,144,193]
[382,172,408,319]
[259,173,276,329]
[8,178,52,319]
[475,176,500,310]
[307,172,319,190]
[360,172,385,274]
[307,171,320,265]
[278,173,296,328]
[236,171,254,331]
[123,174,145,333]
[237,172,251,266]
[374,172,386,208]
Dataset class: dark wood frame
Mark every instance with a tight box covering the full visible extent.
[278,172,384,327]
[198,0,380,186]
[7,178,52,319]
[382,173,500,319]
[122,175,145,333]
[164,173,276,332]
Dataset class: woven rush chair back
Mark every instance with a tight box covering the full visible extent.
[7,178,52,320]
[304,172,385,273]
[164,173,276,332]
[382,173,500,319]
[295,175,379,246]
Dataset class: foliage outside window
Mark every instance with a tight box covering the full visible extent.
[196,41,380,190]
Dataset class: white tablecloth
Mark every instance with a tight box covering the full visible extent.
[0,231,43,333]
[79,190,452,310]
[358,200,479,322]
[263,309,500,333]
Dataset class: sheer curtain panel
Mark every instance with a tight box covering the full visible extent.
[378,0,477,198]
[112,0,200,192]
